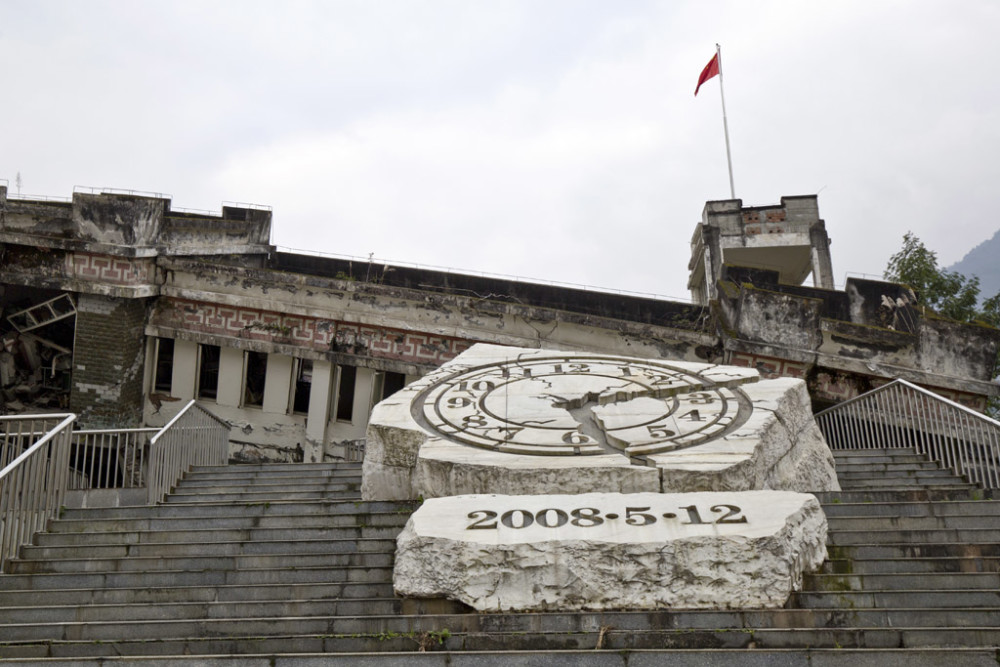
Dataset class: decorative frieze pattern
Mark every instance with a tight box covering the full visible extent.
[153,298,470,366]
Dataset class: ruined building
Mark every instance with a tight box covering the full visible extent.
[1,186,997,462]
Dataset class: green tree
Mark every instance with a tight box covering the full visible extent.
[884,232,993,323]
[885,232,1000,417]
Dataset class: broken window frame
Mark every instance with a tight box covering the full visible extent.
[371,370,406,405]
[197,344,221,401]
[290,358,313,415]
[242,350,268,409]
[334,365,357,423]
[152,338,174,394]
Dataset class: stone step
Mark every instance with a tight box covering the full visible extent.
[831,446,924,456]
[21,536,402,560]
[0,588,410,624]
[828,529,1000,546]
[826,515,1000,531]
[805,572,1000,591]
[2,624,999,658]
[5,541,396,574]
[163,490,364,503]
[0,562,397,591]
[180,468,362,482]
[828,542,1000,560]
[833,461,942,473]
[45,511,410,536]
[191,462,362,473]
[834,475,970,487]
[177,477,362,490]
[819,557,1000,575]
[833,453,938,465]
[0,649,994,666]
[814,488,979,503]
[0,575,395,606]
[835,466,957,478]
[57,499,417,521]
[168,481,362,495]
[820,500,1000,517]
[33,524,403,546]
[9,606,996,638]
[793,589,1000,608]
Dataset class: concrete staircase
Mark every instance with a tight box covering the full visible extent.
[1,448,998,665]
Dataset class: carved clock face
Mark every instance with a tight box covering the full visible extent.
[411,355,755,459]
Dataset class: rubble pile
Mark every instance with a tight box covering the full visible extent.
[0,295,75,415]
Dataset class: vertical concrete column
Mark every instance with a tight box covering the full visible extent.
[70,295,149,427]
[809,222,835,290]
[702,226,722,303]
[263,354,294,414]
[353,367,376,432]
[217,347,244,408]
[306,360,333,444]
[171,340,198,401]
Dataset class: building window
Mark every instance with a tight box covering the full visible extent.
[291,359,312,415]
[243,351,267,408]
[372,370,406,404]
[335,365,357,422]
[153,338,174,393]
[197,344,221,400]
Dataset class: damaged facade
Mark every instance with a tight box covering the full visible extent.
[1,186,997,463]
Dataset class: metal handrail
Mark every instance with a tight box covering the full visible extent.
[146,401,230,503]
[69,428,158,490]
[0,414,76,570]
[815,378,1000,489]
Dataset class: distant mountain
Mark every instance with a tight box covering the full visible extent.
[948,229,1000,300]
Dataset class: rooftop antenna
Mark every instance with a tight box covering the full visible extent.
[15,172,22,195]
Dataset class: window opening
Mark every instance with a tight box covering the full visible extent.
[197,344,221,400]
[292,359,313,414]
[371,370,406,404]
[243,351,267,408]
[153,338,174,393]
[383,371,405,399]
[335,365,357,422]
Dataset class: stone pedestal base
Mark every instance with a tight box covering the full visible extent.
[394,491,828,611]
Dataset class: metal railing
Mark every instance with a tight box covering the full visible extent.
[343,439,366,462]
[0,414,76,569]
[68,428,158,490]
[815,378,1000,489]
[146,401,230,503]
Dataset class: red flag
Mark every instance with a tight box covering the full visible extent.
[694,53,719,96]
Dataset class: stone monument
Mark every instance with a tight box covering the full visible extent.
[363,344,839,500]
[368,344,836,611]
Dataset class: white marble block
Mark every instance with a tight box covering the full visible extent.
[363,344,839,500]
[394,491,828,611]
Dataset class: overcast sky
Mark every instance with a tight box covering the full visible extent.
[3,1,998,301]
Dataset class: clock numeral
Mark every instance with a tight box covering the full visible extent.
[562,430,593,445]
[647,425,676,439]
[688,393,716,405]
[457,380,496,393]
[648,373,676,386]
[501,367,533,378]
[495,426,524,439]
[462,415,488,428]
[446,396,472,409]
[680,409,703,422]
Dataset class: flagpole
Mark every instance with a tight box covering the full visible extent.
[716,43,736,199]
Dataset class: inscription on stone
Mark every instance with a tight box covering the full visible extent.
[394,491,829,611]
[465,502,748,531]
